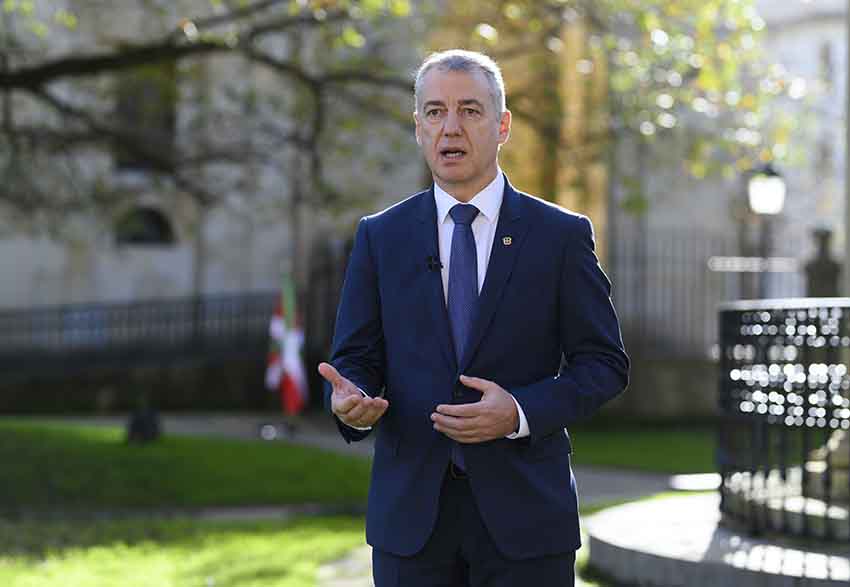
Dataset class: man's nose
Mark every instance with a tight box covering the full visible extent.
[443,111,462,135]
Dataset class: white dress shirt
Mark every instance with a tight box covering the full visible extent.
[347,168,530,439]
[433,170,529,439]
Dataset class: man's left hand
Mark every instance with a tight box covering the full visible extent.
[431,375,519,443]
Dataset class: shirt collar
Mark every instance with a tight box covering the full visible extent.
[434,168,504,225]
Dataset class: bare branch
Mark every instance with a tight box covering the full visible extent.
[0,2,414,216]
[0,8,350,90]
[243,47,412,93]
[246,9,350,40]
[191,0,287,30]
[1,40,226,90]
[240,47,319,89]
[3,125,102,150]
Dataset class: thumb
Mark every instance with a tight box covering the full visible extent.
[459,374,491,393]
[318,362,344,388]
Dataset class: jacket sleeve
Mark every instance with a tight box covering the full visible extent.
[510,215,629,444]
[323,216,386,443]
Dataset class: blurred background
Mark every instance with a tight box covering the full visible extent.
[0,1,848,586]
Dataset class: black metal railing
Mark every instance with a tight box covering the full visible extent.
[0,291,278,376]
[718,298,850,542]
[611,225,806,360]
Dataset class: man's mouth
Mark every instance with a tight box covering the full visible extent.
[440,148,467,160]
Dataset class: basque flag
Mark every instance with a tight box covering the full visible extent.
[265,276,307,415]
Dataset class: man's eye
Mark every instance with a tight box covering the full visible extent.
[426,109,442,118]
[464,108,481,116]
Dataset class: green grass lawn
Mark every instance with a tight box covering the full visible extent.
[0,420,716,514]
[0,421,371,512]
[0,418,717,587]
[0,492,650,587]
[0,515,365,587]
[569,423,716,474]
[0,502,648,587]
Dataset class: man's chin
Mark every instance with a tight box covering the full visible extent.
[433,168,472,186]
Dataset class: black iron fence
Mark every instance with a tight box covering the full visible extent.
[0,291,278,377]
[718,298,850,542]
[610,225,807,360]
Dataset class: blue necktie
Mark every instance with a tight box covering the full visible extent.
[447,203,479,470]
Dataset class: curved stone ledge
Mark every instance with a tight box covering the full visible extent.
[586,494,849,587]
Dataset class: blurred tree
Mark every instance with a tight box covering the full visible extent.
[0,0,417,230]
[0,0,804,236]
[431,0,801,259]
[0,1,425,418]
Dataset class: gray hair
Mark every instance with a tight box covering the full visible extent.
[414,49,506,115]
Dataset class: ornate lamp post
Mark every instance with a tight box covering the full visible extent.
[748,164,786,298]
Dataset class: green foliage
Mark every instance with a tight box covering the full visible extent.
[0,0,812,220]
[2,1,78,38]
[600,0,797,174]
[52,9,76,30]
[441,0,802,200]
[340,24,366,48]
[0,422,371,511]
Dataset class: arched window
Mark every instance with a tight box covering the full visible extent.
[115,207,176,245]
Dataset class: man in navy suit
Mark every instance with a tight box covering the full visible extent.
[319,49,628,587]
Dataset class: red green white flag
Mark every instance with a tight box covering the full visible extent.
[265,276,307,415]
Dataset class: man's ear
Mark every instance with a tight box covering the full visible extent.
[498,109,512,145]
[414,111,421,145]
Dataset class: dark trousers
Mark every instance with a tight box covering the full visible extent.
[372,466,576,587]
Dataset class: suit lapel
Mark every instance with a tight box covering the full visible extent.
[459,179,531,373]
[415,188,458,372]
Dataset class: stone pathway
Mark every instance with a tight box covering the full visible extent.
[318,545,374,587]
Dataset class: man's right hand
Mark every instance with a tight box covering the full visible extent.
[318,362,389,429]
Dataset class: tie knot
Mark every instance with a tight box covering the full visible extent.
[450,204,480,226]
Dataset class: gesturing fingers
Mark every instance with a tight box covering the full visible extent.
[458,374,494,391]
[346,396,385,420]
[340,396,388,428]
[431,413,487,443]
[318,363,389,428]
[358,398,389,427]
[434,403,480,418]
[333,392,361,416]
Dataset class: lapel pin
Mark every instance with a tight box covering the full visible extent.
[502,236,512,246]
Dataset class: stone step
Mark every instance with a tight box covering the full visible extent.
[586,493,849,587]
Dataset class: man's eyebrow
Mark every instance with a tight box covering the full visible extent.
[422,100,446,110]
[421,99,487,110]
[458,99,486,109]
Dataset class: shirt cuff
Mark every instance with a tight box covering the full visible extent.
[505,393,530,439]
[343,387,373,431]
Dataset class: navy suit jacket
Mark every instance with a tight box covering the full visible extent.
[325,176,629,560]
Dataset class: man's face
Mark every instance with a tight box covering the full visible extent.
[414,68,511,199]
